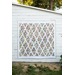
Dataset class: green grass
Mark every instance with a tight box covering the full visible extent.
[12,64,62,75]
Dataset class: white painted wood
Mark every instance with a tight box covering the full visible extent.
[12,4,62,62]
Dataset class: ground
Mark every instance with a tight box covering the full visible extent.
[12,62,62,75]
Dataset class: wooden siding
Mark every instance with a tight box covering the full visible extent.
[12,5,62,62]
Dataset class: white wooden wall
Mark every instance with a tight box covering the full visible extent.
[12,4,62,62]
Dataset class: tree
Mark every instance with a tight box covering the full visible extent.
[17,0,33,5]
[17,0,62,10]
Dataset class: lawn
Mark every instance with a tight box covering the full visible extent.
[12,64,62,75]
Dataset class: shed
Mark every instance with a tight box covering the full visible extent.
[12,3,62,62]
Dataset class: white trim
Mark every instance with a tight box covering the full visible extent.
[12,3,62,15]
[12,57,60,62]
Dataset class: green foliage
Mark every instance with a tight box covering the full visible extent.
[12,64,24,75]
[60,55,62,69]
[17,0,62,10]
[17,0,33,5]
[26,65,36,75]
[32,0,50,9]
[12,64,62,75]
